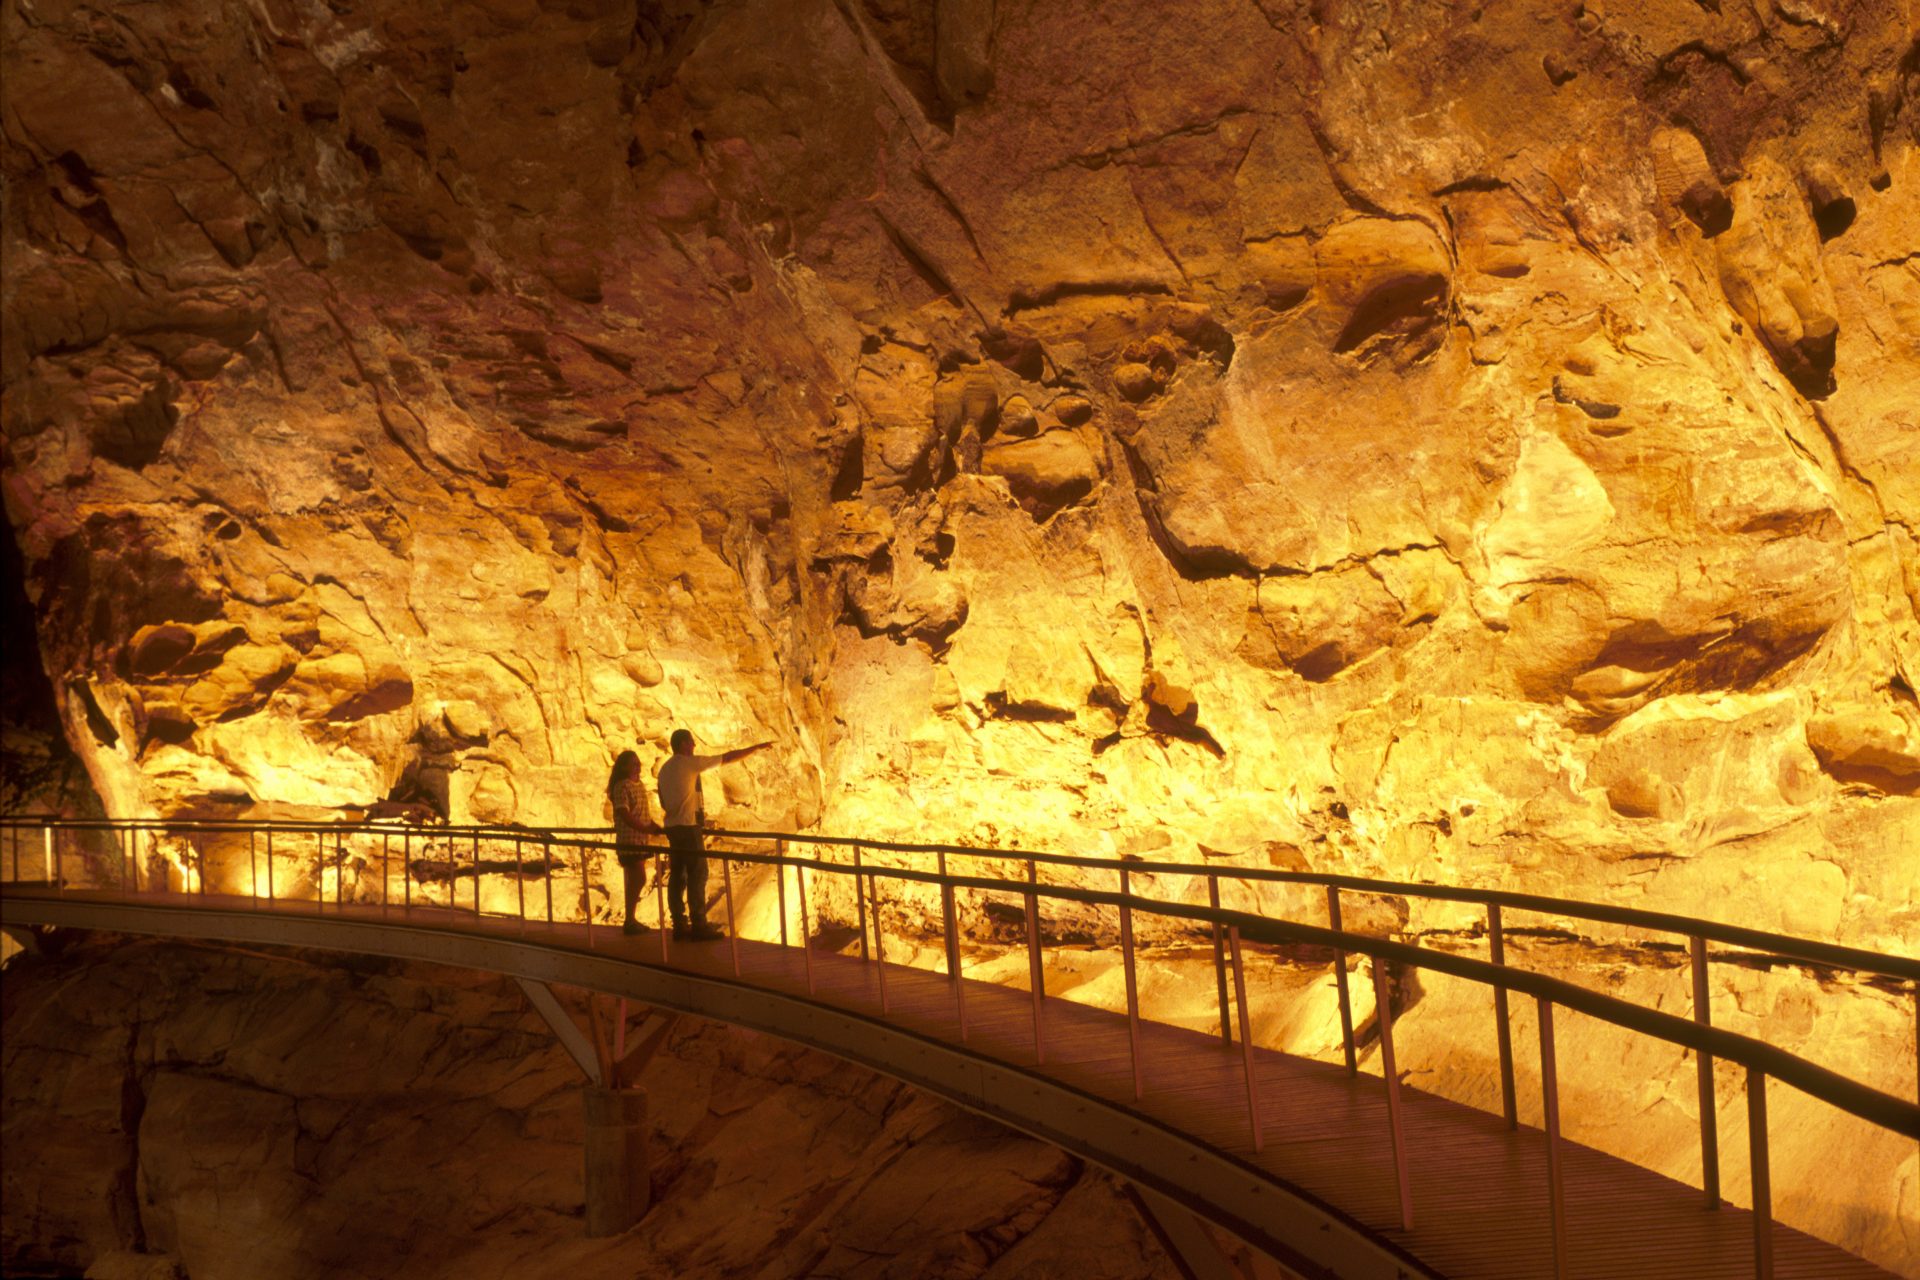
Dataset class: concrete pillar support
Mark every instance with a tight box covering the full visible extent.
[582,1085,650,1236]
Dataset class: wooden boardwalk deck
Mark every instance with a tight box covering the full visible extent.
[4,887,1902,1280]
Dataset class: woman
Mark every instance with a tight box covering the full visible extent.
[606,750,655,935]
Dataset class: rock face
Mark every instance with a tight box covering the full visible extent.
[1,936,1180,1280]
[3,0,1918,1270]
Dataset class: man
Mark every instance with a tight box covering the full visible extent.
[656,729,771,940]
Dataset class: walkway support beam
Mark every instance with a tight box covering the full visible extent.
[515,977,602,1086]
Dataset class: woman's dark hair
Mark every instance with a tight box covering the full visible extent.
[607,750,640,803]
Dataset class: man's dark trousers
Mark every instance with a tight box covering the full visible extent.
[665,824,706,925]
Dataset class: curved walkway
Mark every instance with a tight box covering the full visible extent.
[2,876,1909,1280]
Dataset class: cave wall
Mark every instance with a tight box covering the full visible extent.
[4,0,1918,937]
[4,0,1918,933]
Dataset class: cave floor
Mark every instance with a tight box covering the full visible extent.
[5,883,1900,1280]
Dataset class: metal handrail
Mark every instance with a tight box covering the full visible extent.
[5,814,1912,982]
[3,814,1914,1280]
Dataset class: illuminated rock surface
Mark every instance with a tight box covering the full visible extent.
[1,937,1179,1280]
[2,0,1917,1271]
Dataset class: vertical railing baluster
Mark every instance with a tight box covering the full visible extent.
[658,839,669,963]
[1227,925,1261,1151]
[314,831,323,913]
[400,831,409,912]
[1538,997,1568,1280]
[1373,961,1412,1230]
[582,840,594,948]
[871,869,889,1014]
[336,832,344,907]
[381,833,390,919]
[724,856,740,977]
[472,833,482,916]
[267,830,275,903]
[1121,866,1143,1100]
[1209,876,1232,1046]
[799,862,814,995]
[1329,886,1357,1075]
[542,837,552,925]
[777,842,790,947]
[941,851,966,1041]
[43,825,53,889]
[1491,902,1518,1128]
[250,831,259,909]
[1025,858,1045,1065]
[1749,1069,1773,1280]
[1691,934,1721,1208]
[514,836,524,934]
[854,841,870,961]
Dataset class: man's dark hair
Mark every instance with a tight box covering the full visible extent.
[670,728,694,753]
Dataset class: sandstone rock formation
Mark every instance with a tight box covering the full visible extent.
[2,935,1180,1280]
[3,0,1919,1270]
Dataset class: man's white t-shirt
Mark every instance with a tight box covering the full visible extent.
[657,752,723,827]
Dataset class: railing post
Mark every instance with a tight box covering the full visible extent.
[1208,876,1232,1046]
[1538,997,1568,1280]
[777,842,790,947]
[267,829,275,902]
[44,825,53,889]
[657,842,669,963]
[400,831,409,911]
[542,837,552,924]
[871,870,889,1014]
[250,831,259,908]
[1120,867,1143,1100]
[336,832,345,906]
[314,831,324,913]
[853,841,870,961]
[941,851,966,1041]
[582,840,594,949]
[1328,886,1356,1076]
[1373,961,1412,1230]
[1025,858,1045,1065]
[380,833,390,919]
[798,862,814,996]
[1691,934,1721,1208]
[1227,925,1261,1151]
[514,836,525,934]
[1490,902,1518,1128]
[472,833,482,916]
[1748,1069,1773,1280]
[723,855,740,977]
